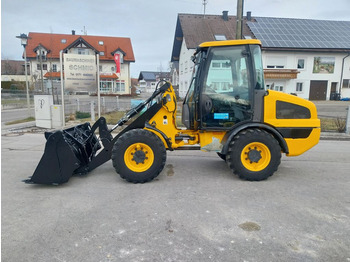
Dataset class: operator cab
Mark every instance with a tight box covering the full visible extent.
[182,40,265,130]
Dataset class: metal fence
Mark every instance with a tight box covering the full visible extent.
[1,89,135,113]
[64,99,133,116]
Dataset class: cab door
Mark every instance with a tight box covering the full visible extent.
[200,45,254,129]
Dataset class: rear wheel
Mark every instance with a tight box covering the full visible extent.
[112,129,166,183]
[226,129,281,181]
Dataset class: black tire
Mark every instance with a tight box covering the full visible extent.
[226,129,281,181]
[217,152,226,161]
[111,129,166,183]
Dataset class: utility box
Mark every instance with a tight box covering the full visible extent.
[34,95,53,128]
[51,105,63,128]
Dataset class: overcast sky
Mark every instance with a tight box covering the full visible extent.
[1,0,349,78]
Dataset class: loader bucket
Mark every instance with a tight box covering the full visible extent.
[24,123,101,185]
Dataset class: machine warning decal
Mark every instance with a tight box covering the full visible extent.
[214,113,229,120]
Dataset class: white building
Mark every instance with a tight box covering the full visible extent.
[138,71,171,93]
[24,32,135,95]
[170,12,350,100]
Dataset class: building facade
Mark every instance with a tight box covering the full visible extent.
[138,71,171,93]
[171,13,350,100]
[23,32,135,95]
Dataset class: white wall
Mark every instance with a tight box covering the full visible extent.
[262,51,350,100]
[341,55,350,98]
[178,39,195,98]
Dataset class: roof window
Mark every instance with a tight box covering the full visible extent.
[99,41,104,45]
[61,39,67,43]
[214,35,227,41]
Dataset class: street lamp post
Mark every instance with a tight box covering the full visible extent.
[16,33,31,113]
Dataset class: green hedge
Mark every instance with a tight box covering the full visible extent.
[75,111,91,119]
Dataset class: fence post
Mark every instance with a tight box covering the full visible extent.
[91,101,95,122]
[346,105,350,134]
[102,97,105,113]
[76,98,80,112]
[116,96,119,111]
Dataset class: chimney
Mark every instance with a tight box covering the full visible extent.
[247,11,252,21]
[72,30,75,35]
[222,11,229,21]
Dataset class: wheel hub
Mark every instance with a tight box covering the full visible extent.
[132,150,147,164]
[247,148,262,163]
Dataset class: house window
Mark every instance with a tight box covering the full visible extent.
[297,59,305,69]
[52,64,57,72]
[99,41,104,45]
[78,48,86,55]
[99,65,102,71]
[111,66,115,72]
[37,64,47,70]
[267,84,284,91]
[267,65,285,69]
[266,56,286,69]
[116,82,125,92]
[275,85,284,91]
[343,79,350,88]
[100,80,113,93]
[296,82,303,92]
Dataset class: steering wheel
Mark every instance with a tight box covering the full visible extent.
[201,94,213,116]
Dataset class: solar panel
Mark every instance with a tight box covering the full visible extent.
[247,17,350,49]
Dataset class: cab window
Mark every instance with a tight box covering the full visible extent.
[201,45,252,128]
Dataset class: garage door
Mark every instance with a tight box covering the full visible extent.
[309,80,327,100]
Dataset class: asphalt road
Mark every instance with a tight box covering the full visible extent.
[1,133,349,262]
[1,108,35,123]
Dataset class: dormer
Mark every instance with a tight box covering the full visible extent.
[63,37,98,55]
[33,44,50,61]
[111,48,126,64]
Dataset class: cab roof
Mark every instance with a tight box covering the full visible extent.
[199,39,261,48]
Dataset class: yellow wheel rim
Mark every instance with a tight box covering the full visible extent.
[241,142,271,172]
[124,143,154,172]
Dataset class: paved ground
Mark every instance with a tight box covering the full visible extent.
[1,133,350,262]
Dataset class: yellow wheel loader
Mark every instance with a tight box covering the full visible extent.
[24,39,320,185]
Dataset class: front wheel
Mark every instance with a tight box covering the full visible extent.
[112,129,166,183]
[226,129,281,181]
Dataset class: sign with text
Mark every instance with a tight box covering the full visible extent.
[64,54,96,92]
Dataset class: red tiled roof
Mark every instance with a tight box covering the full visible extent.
[100,73,119,79]
[26,32,135,62]
[44,72,62,78]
